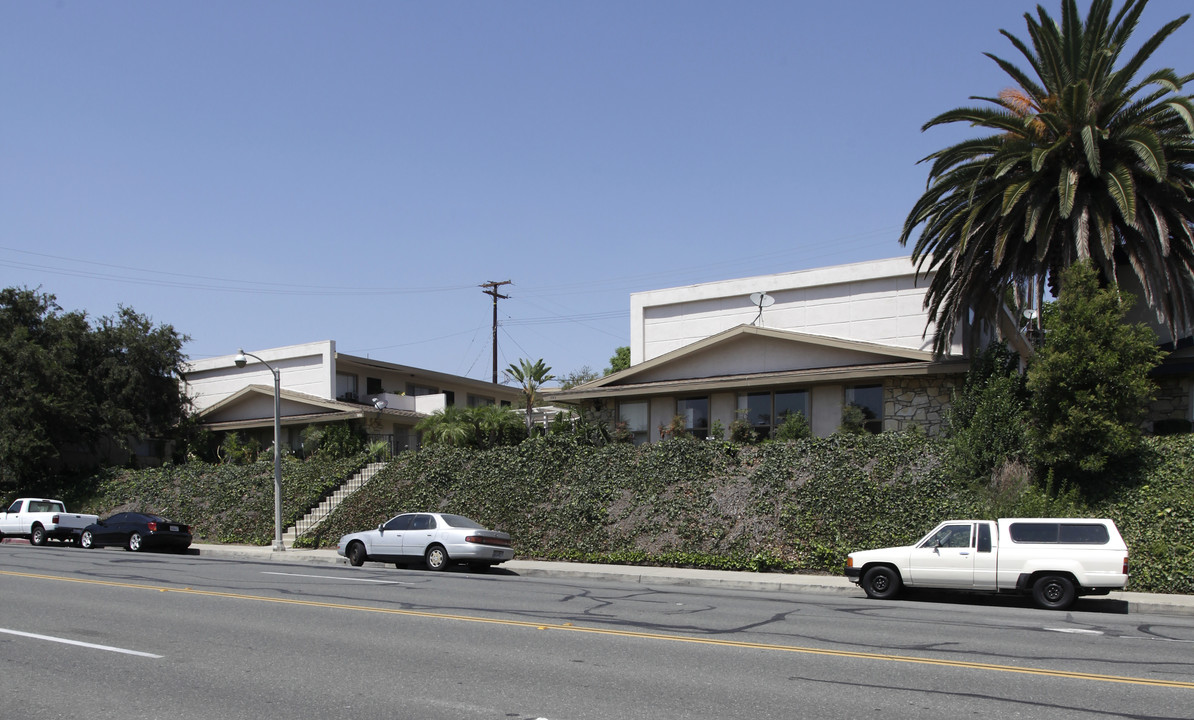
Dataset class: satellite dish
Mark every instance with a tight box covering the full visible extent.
[749,291,774,326]
[1022,308,1039,320]
[749,292,775,308]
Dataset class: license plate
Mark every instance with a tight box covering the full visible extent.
[492,550,507,559]
[169,525,179,532]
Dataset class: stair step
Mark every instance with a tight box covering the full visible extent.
[283,461,387,541]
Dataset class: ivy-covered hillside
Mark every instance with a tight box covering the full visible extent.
[64,434,1193,595]
[297,433,1193,595]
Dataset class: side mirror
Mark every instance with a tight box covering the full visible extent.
[377,524,385,534]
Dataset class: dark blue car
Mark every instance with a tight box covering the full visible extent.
[80,512,192,552]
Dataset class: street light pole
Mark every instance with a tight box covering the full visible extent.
[234,349,285,552]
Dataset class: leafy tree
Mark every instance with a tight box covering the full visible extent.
[505,358,554,433]
[837,405,869,435]
[1026,262,1165,482]
[773,412,812,442]
[0,288,190,492]
[605,346,630,375]
[945,342,1031,484]
[558,365,600,390]
[900,0,1194,355]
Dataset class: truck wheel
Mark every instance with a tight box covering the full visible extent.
[30,524,46,546]
[862,566,902,600]
[1032,575,1075,610]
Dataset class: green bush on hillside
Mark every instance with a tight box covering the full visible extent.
[78,433,1194,594]
[84,452,368,545]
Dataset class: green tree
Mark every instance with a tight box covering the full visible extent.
[469,403,525,447]
[505,358,554,433]
[605,346,630,375]
[772,411,812,442]
[945,343,1030,484]
[415,406,477,448]
[900,0,1194,355]
[1026,262,1164,483]
[0,288,190,492]
[558,365,600,390]
[415,404,524,449]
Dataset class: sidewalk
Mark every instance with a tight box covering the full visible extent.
[189,542,1194,618]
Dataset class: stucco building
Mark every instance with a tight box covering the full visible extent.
[183,340,520,454]
[550,257,1030,442]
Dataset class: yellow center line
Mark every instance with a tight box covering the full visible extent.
[4,569,1191,690]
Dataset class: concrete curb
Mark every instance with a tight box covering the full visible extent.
[188,543,1194,617]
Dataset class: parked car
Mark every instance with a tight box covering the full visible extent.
[80,512,193,553]
[845,518,1129,610]
[337,512,513,570]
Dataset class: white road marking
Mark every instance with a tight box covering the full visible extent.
[261,571,409,585]
[1044,628,1104,635]
[0,628,162,658]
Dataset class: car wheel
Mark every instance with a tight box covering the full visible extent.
[1032,575,1075,610]
[861,566,902,600]
[80,531,96,549]
[30,524,46,546]
[424,544,449,571]
[127,532,143,552]
[346,542,367,567]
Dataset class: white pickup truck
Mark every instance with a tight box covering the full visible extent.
[844,518,1129,610]
[0,498,100,547]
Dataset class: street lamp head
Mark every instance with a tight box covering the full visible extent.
[234,349,248,368]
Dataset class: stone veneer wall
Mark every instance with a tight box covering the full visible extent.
[883,376,960,437]
[1147,376,1192,429]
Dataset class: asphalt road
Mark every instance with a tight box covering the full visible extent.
[2,544,1192,720]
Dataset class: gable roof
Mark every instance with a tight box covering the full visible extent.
[549,324,964,403]
[197,384,421,431]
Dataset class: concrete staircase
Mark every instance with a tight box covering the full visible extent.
[282,461,387,547]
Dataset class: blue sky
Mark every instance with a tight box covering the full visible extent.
[3,1,1191,385]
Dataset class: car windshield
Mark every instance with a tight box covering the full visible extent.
[439,514,484,529]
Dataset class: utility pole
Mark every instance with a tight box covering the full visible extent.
[480,280,512,383]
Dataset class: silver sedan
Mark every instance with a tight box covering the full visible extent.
[337,512,513,571]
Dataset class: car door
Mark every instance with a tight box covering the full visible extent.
[402,514,438,558]
[908,522,976,588]
[373,514,412,560]
[0,500,22,533]
[97,513,133,545]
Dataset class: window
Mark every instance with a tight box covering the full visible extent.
[676,396,709,438]
[467,394,494,407]
[920,523,972,549]
[738,389,809,439]
[1009,522,1111,544]
[411,514,436,531]
[406,383,438,396]
[618,400,649,445]
[6,500,22,513]
[366,377,383,395]
[336,373,359,402]
[845,384,883,433]
[383,514,413,531]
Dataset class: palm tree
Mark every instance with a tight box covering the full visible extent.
[468,403,525,447]
[900,0,1194,355]
[505,358,554,433]
[414,406,476,448]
